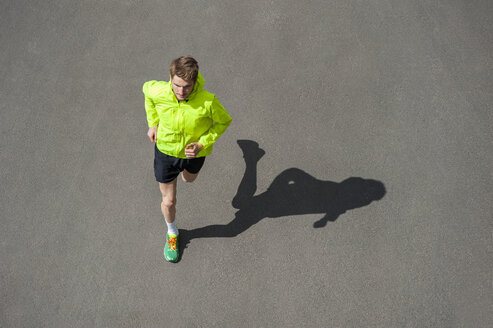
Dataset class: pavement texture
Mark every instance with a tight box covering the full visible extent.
[1,0,493,327]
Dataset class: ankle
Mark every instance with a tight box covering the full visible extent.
[166,221,178,236]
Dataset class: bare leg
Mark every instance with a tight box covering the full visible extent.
[158,170,198,224]
[159,178,177,223]
[181,169,199,183]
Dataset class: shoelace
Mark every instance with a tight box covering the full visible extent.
[167,236,177,251]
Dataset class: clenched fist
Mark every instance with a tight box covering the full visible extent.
[185,142,204,159]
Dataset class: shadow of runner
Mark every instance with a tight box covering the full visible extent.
[178,140,386,258]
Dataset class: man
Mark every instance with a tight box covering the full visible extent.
[143,56,232,262]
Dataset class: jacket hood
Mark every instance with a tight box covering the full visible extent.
[184,72,205,101]
[195,72,205,92]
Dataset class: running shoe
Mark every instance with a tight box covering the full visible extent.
[164,233,179,262]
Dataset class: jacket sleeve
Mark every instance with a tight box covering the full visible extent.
[199,96,232,149]
[143,81,160,127]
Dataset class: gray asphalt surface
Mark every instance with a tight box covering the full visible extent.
[2,1,493,327]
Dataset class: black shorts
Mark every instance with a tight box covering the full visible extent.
[154,144,205,183]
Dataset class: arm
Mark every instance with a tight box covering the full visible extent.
[198,96,232,150]
[143,81,159,143]
[143,81,160,128]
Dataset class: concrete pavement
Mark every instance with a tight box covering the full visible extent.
[1,1,492,327]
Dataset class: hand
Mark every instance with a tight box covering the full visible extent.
[147,126,157,142]
[185,142,204,159]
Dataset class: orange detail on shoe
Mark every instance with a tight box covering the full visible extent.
[167,235,177,251]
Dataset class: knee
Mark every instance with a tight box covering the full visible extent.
[161,196,176,210]
[181,172,197,183]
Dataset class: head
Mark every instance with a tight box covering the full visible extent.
[340,177,386,207]
[169,56,199,101]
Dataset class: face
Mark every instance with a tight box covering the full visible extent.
[171,75,195,101]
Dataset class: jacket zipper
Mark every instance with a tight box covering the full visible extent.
[175,101,180,155]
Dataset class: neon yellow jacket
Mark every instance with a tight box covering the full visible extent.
[143,72,232,158]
